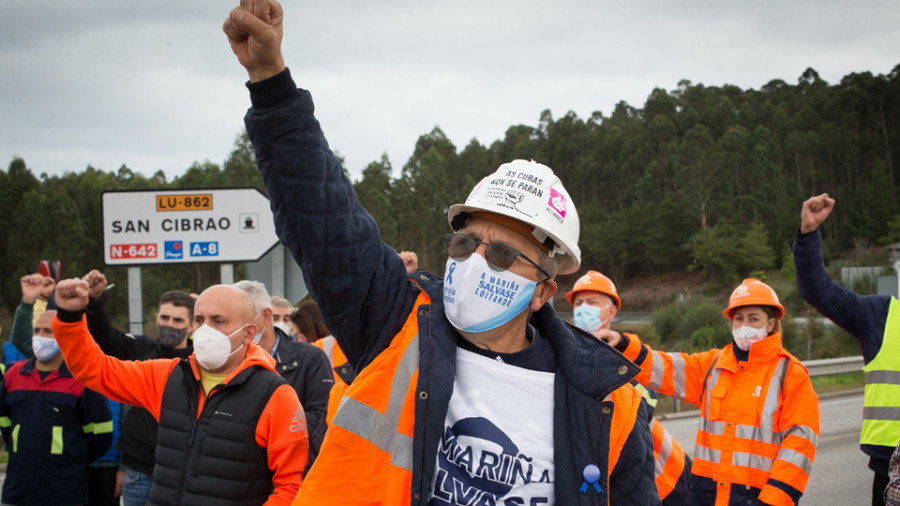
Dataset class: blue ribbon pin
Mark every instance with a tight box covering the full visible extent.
[579,464,602,494]
[446,262,456,285]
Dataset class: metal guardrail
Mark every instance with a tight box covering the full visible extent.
[804,355,864,377]
[667,355,863,414]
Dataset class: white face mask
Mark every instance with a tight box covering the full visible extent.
[732,323,770,351]
[192,324,248,370]
[32,335,60,362]
[443,253,536,333]
[273,321,292,336]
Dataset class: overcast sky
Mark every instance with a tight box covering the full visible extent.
[2,0,898,182]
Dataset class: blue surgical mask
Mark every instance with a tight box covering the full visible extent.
[253,311,267,343]
[573,304,607,334]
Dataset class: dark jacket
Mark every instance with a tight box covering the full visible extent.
[0,359,113,506]
[244,69,659,505]
[148,360,284,506]
[270,329,333,466]
[86,293,193,474]
[793,228,893,474]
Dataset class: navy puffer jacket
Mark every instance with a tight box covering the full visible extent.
[244,69,659,505]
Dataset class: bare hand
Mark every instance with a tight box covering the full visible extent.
[223,0,285,82]
[399,251,418,274]
[82,269,108,299]
[114,469,124,498]
[20,273,44,304]
[594,329,623,348]
[54,279,91,313]
[40,276,56,299]
[800,193,835,234]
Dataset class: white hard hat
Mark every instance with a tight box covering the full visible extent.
[447,159,581,275]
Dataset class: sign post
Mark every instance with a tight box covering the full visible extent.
[102,188,279,266]
[102,188,280,329]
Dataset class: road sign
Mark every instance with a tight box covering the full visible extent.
[102,188,279,265]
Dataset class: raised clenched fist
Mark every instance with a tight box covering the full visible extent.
[800,193,836,234]
[54,278,92,313]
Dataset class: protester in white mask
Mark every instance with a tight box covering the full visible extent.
[270,296,295,337]
[234,281,334,469]
[224,6,660,501]
[603,278,820,505]
[50,280,309,504]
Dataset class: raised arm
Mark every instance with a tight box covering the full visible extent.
[11,273,46,356]
[82,269,149,360]
[224,0,415,372]
[793,194,890,361]
[52,279,177,420]
[620,332,721,408]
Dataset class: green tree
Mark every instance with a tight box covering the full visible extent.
[687,222,776,282]
[354,155,399,247]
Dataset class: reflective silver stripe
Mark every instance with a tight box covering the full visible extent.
[732,451,773,471]
[332,397,414,469]
[331,334,419,471]
[735,422,818,448]
[386,334,419,422]
[654,424,674,478]
[735,423,781,445]
[783,424,819,448]
[775,447,813,474]
[698,418,725,436]
[864,407,900,421]
[322,336,334,363]
[650,350,666,390]
[670,354,687,399]
[866,370,900,385]
[760,358,789,433]
[694,444,720,463]
[733,358,794,446]
[703,367,723,420]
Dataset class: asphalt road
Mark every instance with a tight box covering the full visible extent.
[661,391,873,505]
[0,392,875,504]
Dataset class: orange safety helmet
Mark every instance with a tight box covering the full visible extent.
[723,278,785,320]
[565,270,621,309]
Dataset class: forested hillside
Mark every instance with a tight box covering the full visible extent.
[2,65,898,330]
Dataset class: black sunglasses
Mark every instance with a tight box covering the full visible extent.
[446,233,550,282]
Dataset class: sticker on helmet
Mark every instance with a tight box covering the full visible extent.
[548,188,567,217]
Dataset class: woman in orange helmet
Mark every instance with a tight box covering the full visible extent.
[601,278,820,506]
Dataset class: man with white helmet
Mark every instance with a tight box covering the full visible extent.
[225,1,657,504]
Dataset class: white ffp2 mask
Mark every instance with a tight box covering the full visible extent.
[192,324,248,370]
[32,335,60,362]
[443,254,536,333]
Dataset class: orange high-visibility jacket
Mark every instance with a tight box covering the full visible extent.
[634,374,691,504]
[651,417,689,503]
[311,336,349,425]
[53,314,309,506]
[623,332,819,506]
[295,291,650,505]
